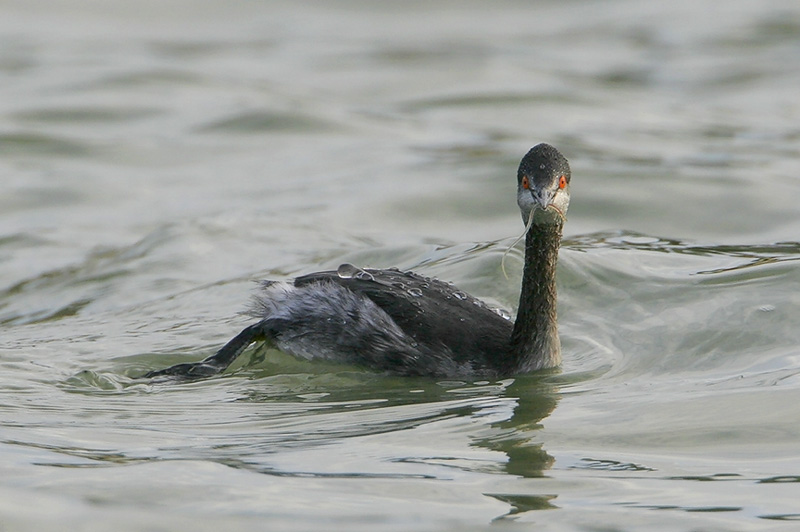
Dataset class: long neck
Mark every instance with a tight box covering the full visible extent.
[508,221,562,373]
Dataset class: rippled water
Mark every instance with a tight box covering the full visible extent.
[3,1,800,530]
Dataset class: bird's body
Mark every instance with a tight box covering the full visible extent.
[253,265,515,377]
[145,143,571,380]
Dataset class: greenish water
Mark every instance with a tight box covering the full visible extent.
[2,1,800,530]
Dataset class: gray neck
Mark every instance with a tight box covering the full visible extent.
[508,221,562,373]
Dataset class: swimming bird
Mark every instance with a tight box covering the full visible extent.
[145,143,571,380]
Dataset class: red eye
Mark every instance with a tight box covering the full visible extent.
[558,175,567,189]
[521,176,530,189]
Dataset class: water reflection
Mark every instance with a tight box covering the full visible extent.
[475,375,558,479]
[127,362,562,522]
[477,375,560,518]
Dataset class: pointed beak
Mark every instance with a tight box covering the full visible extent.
[531,188,554,210]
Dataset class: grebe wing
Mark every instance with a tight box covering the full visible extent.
[295,265,513,365]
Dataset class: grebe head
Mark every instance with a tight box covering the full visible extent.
[517,143,571,226]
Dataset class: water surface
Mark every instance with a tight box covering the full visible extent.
[2,1,800,530]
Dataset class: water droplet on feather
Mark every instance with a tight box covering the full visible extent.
[337,263,358,279]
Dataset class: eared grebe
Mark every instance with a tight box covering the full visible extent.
[145,143,571,379]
